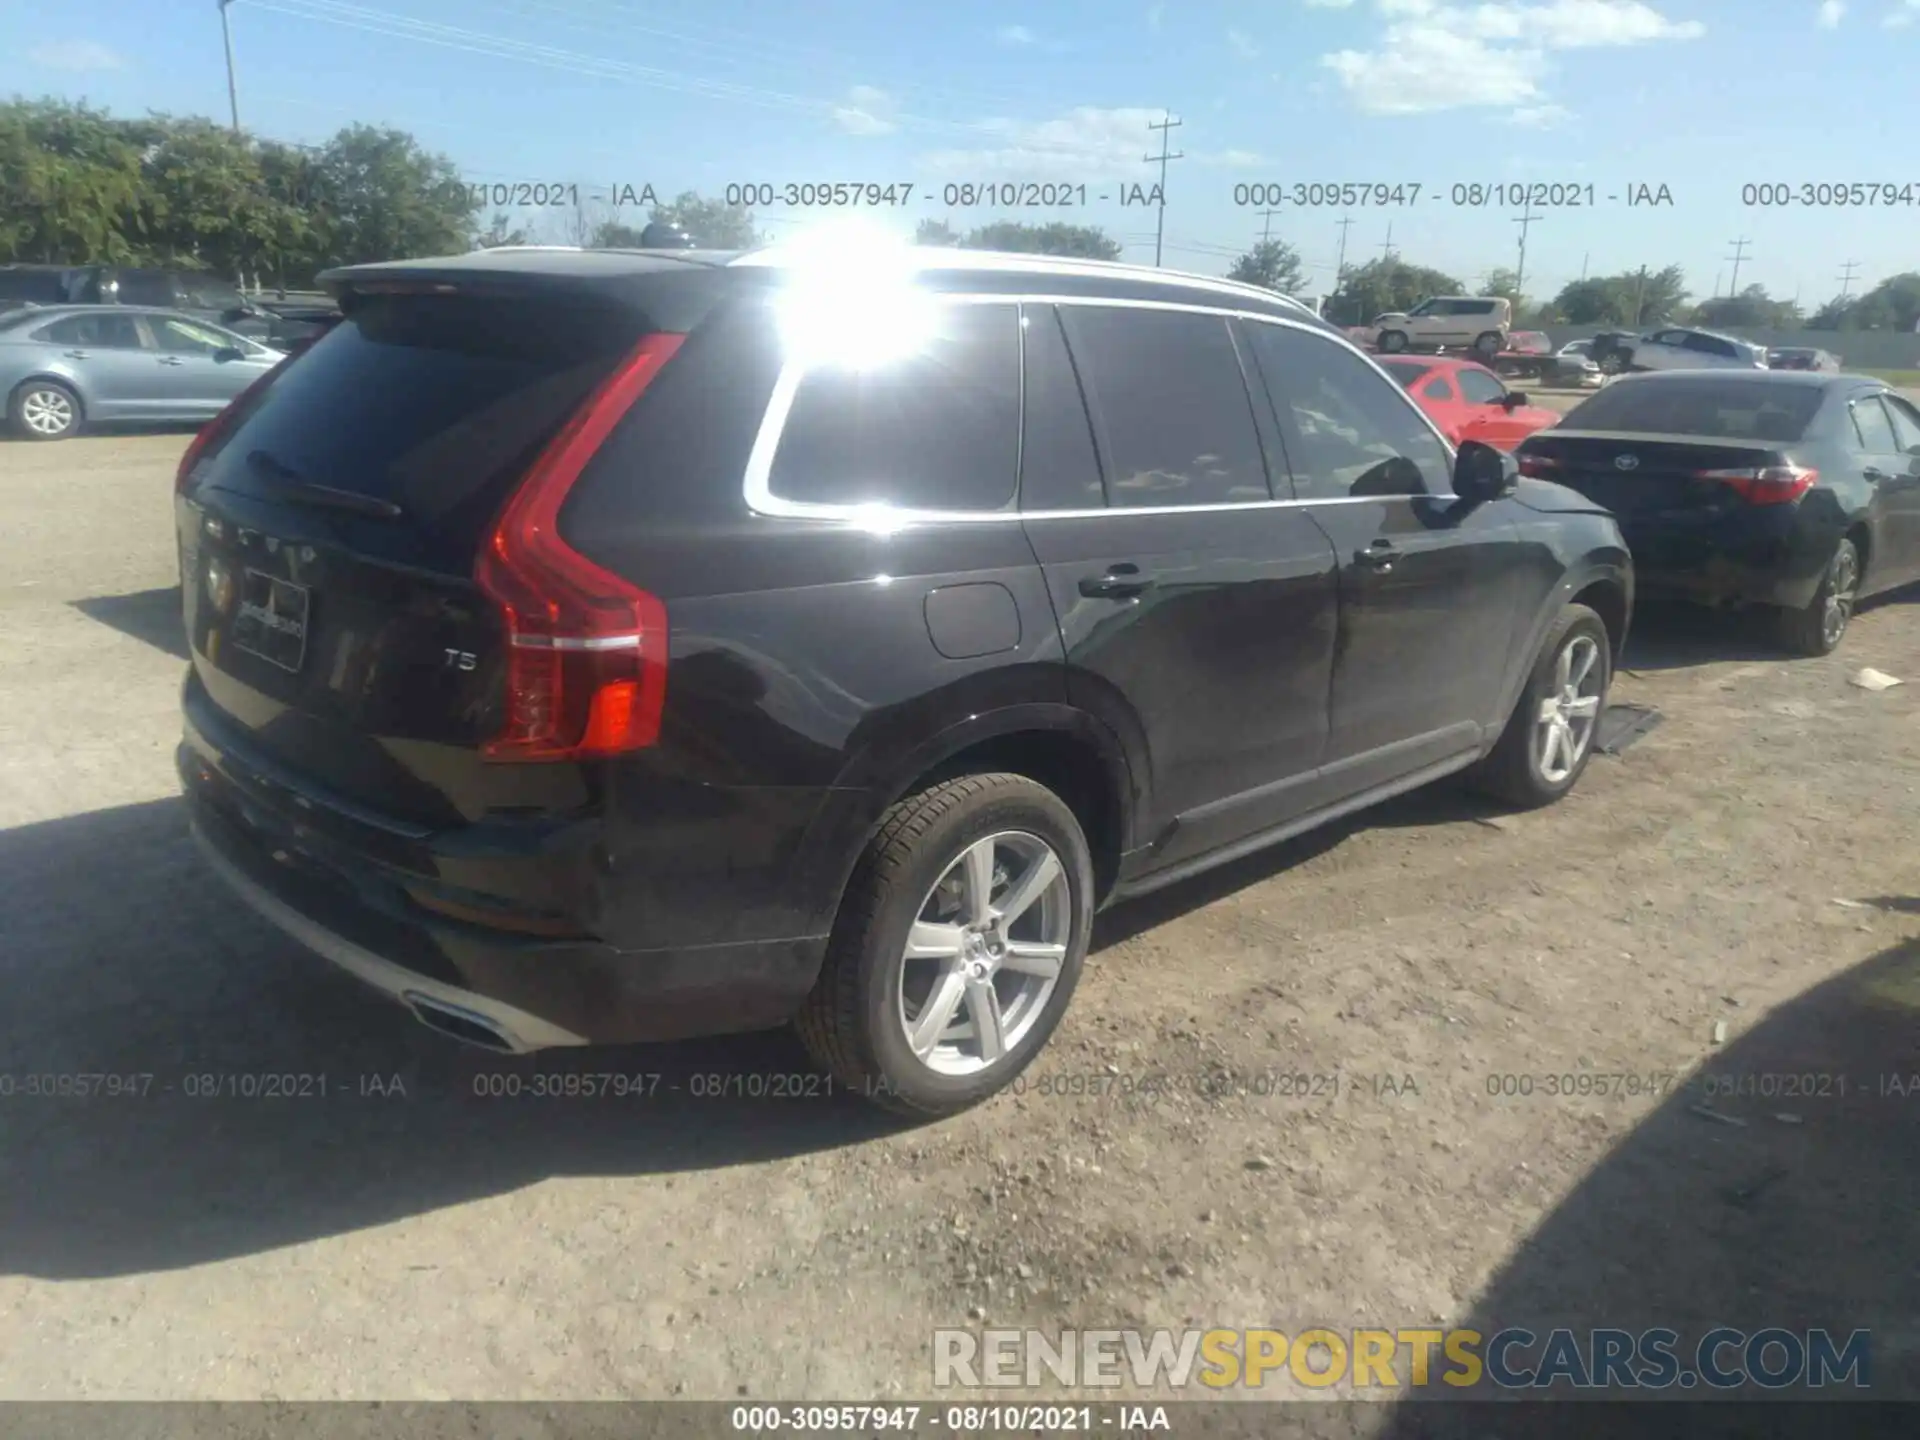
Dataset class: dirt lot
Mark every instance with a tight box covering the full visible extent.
[1,420,1917,1415]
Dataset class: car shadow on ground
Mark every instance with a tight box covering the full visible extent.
[0,796,906,1280]
[70,588,189,662]
[1621,586,1920,675]
[1368,929,1920,1434]
[0,421,198,445]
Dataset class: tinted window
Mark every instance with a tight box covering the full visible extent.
[0,269,75,304]
[177,277,246,311]
[115,272,176,306]
[769,303,1019,511]
[1563,378,1823,441]
[1018,305,1104,511]
[1650,331,1685,346]
[1849,395,1899,453]
[1883,394,1920,452]
[1683,333,1737,358]
[192,293,648,574]
[1060,306,1270,508]
[1375,360,1429,392]
[1422,377,1454,401]
[33,313,144,349]
[1461,300,1497,315]
[1455,368,1507,405]
[1245,321,1452,500]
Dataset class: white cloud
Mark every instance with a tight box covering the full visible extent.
[996,24,1037,45]
[1817,0,1845,24]
[922,107,1257,177]
[28,41,126,70]
[832,85,896,136]
[1321,1,1704,116]
[1228,28,1261,56]
[1885,0,1918,26]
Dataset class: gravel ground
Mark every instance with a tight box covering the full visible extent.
[1,423,1916,1416]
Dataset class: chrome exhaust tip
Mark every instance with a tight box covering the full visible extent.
[403,992,517,1053]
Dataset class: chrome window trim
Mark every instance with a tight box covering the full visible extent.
[740,291,1457,527]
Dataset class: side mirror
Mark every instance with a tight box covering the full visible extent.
[1502,390,1528,408]
[1453,440,1518,503]
[212,346,246,363]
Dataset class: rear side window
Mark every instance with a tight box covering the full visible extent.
[1848,396,1899,453]
[33,313,144,349]
[1883,394,1920,452]
[194,292,648,572]
[150,317,232,354]
[1018,305,1104,511]
[1455,368,1506,405]
[1423,376,1454,400]
[1563,379,1823,440]
[1244,321,1452,500]
[767,303,1020,511]
[1059,305,1270,508]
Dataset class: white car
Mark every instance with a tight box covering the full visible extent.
[1372,296,1512,360]
[1623,327,1769,374]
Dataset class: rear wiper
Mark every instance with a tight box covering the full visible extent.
[245,450,404,519]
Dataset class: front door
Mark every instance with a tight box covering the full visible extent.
[1242,321,1532,799]
[1020,302,1340,871]
[138,315,263,417]
[1849,391,1920,590]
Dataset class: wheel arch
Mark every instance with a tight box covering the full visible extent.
[8,370,88,419]
[1493,550,1632,741]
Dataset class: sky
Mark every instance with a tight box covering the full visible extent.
[4,0,1915,311]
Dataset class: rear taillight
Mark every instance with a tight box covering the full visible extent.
[1695,463,1818,505]
[476,332,684,762]
[1515,451,1561,478]
[174,360,287,494]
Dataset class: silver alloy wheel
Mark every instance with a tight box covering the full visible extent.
[1534,633,1604,784]
[20,387,75,437]
[896,830,1072,1078]
[1822,545,1859,650]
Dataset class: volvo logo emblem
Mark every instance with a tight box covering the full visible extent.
[1614,453,1641,471]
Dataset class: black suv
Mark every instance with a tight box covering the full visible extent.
[0,264,282,339]
[176,246,1631,1115]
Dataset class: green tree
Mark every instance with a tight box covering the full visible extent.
[915,217,960,246]
[1550,266,1688,327]
[1690,284,1802,331]
[648,190,759,247]
[474,211,531,248]
[304,125,474,274]
[1326,257,1465,326]
[961,220,1121,260]
[1821,272,1920,332]
[1227,238,1306,295]
[590,221,650,247]
[0,99,148,264]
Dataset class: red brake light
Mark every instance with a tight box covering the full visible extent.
[1695,463,1818,505]
[475,331,684,762]
[174,360,287,494]
[1515,451,1560,478]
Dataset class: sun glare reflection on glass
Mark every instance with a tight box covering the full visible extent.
[774,218,940,372]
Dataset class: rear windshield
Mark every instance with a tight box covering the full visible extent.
[195,292,647,571]
[1561,379,1824,442]
[1377,360,1429,392]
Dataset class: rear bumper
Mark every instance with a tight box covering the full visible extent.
[1619,509,1834,611]
[181,745,828,1050]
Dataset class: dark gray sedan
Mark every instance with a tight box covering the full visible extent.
[1,305,284,440]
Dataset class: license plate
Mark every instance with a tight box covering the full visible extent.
[231,569,311,672]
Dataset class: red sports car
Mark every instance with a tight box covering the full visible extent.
[1375,354,1562,450]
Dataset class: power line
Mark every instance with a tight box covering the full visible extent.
[1143,111,1183,268]
[1257,207,1280,244]
[1725,237,1751,296]
[1837,259,1861,300]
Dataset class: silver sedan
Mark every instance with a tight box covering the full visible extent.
[1,305,285,440]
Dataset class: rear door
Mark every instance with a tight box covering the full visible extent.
[1243,319,1532,795]
[178,286,666,828]
[1023,301,1339,870]
[139,314,273,416]
[30,312,156,417]
[1852,392,1920,587]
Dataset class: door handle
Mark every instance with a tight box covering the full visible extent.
[1078,563,1156,599]
[1862,467,1887,483]
[1353,540,1396,571]
[62,349,89,359]
[157,356,185,366]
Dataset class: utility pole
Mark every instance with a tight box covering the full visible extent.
[1725,236,1751,296]
[1631,264,1649,326]
[1143,112,1183,268]
[1512,199,1541,304]
[1333,215,1353,282]
[1378,222,1395,262]
[218,0,241,135]
[1580,251,1589,280]
[1837,258,1861,300]
[1257,207,1280,244]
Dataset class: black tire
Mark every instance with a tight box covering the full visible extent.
[1471,603,1612,809]
[795,773,1095,1117]
[1377,329,1408,353]
[1472,332,1504,361]
[1776,536,1860,657]
[8,378,82,440]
